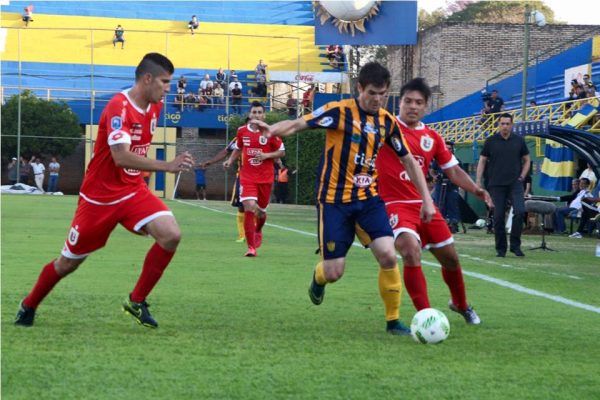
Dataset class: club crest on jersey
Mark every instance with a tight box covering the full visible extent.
[111,116,122,131]
[389,213,398,228]
[420,135,434,152]
[391,137,403,153]
[68,225,80,245]
[259,136,268,145]
[317,116,334,127]
[150,117,157,135]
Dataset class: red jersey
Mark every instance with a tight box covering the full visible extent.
[79,90,163,204]
[235,124,284,184]
[376,118,458,203]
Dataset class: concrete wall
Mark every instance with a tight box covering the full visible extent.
[388,23,600,111]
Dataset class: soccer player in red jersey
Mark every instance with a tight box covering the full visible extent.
[253,63,436,335]
[15,53,194,328]
[224,101,285,256]
[376,78,493,325]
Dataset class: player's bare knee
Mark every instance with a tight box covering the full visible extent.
[325,269,343,282]
[54,256,84,276]
[157,227,181,250]
[378,251,398,269]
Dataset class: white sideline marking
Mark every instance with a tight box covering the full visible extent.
[176,200,600,315]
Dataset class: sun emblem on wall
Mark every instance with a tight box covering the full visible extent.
[315,1,381,36]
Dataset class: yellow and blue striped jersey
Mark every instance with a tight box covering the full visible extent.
[304,98,410,204]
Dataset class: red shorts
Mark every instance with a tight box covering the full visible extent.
[62,189,172,259]
[385,201,454,249]
[239,180,272,210]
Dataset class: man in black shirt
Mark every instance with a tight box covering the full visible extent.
[476,113,530,257]
[485,90,504,114]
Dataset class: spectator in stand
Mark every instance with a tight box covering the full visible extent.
[570,184,600,238]
[215,68,226,89]
[22,5,33,27]
[286,92,297,118]
[579,163,597,190]
[188,15,199,35]
[197,94,208,111]
[229,76,243,114]
[176,76,187,106]
[19,156,31,185]
[529,100,537,107]
[184,92,197,110]
[48,157,60,192]
[583,74,596,92]
[213,83,224,107]
[30,156,46,192]
[486,90,504,114]
[200,74,212,92]
[334,45,344,69]
[113,25,125,49]
[326,45,337,67]
[553,178,591,234]
[302,85,314,114]
[255,60,268,97]
[7,157,18,184]
[204,82,214,107]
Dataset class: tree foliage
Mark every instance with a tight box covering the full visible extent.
[419,1,560,29]
[1,91,82,164]
[227,111,325,205]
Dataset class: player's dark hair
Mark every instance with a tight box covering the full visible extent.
[249,100,265,111]
[135,53,174,81]
[358,62,390,89]
[580,177,591,185]
[499,112,513,122]
[399,78,431,102]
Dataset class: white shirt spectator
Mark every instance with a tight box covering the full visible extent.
[31,161,45,175]
[569,189,592,210]
[579,167,597,189]
[49,161,60,176]
[229,81,243,92]
[200,78,213,91]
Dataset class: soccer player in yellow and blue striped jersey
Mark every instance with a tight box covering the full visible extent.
[253,62,436,335]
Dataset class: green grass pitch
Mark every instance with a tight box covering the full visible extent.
[2,195,599,399]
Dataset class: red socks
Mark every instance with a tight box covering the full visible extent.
[255,214,267,232]
[23,261,62,309]
[403,265,430,310]
[244,211,256,248]
[442,266,468,310]
[130,243,175,303]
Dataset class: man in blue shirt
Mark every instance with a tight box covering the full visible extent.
[195,165,207,200]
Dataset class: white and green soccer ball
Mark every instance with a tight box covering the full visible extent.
[410,308,450,344]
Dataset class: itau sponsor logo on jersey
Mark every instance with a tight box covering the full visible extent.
[420,135,434,152]
[124,144,150,175]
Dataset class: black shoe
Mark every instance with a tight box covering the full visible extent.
[510,248,525,257]
[496,252,506,257]
[386,319,411,336]
[15,301,35,327]
[308,274,325,305]
[122,296,158,328]
[448,300,481,325]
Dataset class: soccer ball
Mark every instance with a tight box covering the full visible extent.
[475,218,486,228]
[410,308,450,344]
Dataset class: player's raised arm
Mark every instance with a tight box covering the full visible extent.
[111,143,194,173]
[252,118,309,138]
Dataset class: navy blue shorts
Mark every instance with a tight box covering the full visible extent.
[230,174,242,208]
[317,196,393,260]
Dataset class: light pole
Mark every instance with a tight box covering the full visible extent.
[521,5,545,120]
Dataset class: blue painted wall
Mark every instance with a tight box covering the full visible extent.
[424,39,593,123]
[2,1,313,26]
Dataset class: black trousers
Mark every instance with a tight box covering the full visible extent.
[489,181,525,253]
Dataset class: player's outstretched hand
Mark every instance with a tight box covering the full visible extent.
[250,119,272,137]
[169,151,194,173]
[420,200,436,223]
[223,159,232,169]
